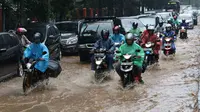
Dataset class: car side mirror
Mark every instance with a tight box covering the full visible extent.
[136,49,141,52]
[0,48,7,53]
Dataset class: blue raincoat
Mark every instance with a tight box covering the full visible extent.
[24,43,49,73]
[110,34,125,43]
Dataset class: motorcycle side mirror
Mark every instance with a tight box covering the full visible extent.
[116,50,121,53]
[42,51,47,55]
[136,49,141,52]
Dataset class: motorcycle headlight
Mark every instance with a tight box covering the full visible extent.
[26,63,32,69]
[95,60,103,65]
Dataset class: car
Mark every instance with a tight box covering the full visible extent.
[55,21,80,54]
[156,12,173,22]
[0,32,22,81]
[138,15,162,27]
[78,17,115,62]
[25,23,62,60]
[117,17,146,33]
[178,14,194,29]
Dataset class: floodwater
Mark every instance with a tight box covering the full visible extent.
[0,22,200,112]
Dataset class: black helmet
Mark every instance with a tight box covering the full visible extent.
[159,21,163,27]
[101,30,110,40]
[33,32,41,44]
[182,19,186,23]
[132,22,138,28]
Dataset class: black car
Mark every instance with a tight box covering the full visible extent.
[55,21,80,53]
[78,17,115,62]
[25,23,62,60]
[0,32,22,81]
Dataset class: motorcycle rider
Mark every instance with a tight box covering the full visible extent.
[129,22,142,37]
[172,16,180,27]
[115,33,145,84]
[140,25,161,63]
[162,24,176,54]
[24,32,49,75]
[155,21,165,33]
[91,30,115,71]
[180,19,189,29]
[110,26,125,44]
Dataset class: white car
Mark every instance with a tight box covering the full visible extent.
[178,14,194,29]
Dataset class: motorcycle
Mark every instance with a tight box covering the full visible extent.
[179,26,187,39]
[163,37,174,56]
[93,49,110,82]
[143,42,155,66]
[117,50,140,88]
[23,53,62,94]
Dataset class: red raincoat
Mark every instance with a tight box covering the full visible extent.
[141,32,161,55]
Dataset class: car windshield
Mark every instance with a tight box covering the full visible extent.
[80,22,113,35]
[26,27,46,42]
[139,17,155,26]
[179,15,192,20]
[56,22,77,33]
[157,13,170,21]
[121,18,145,32]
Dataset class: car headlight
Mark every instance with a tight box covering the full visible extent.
[66,37,78,45]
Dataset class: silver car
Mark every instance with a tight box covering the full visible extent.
[178,14,194,29]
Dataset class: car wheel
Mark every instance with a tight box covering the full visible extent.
[17,62,23,77]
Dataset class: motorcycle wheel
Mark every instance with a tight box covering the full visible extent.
[23,73,32,94]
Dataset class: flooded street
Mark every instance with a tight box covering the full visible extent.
[0,25,200,112]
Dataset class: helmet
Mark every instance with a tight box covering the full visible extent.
[113,26,120,34]
[33,32,42,44]
[16,28,27,35]
[101,29,110,40]
[173,16,177,20]
[167,19,172,24]
[159,21,163,27]
[125,33,134,45]
[165,24,172,32]
[132,22,138,28]
[182,19,186,23]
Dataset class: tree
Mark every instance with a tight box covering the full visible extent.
[51,0,74,21]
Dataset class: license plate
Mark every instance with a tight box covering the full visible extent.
[143,48,152,51]
[164,43,171,46]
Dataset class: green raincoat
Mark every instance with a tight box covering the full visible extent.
[115,43,145,67]
[129,28,142,37]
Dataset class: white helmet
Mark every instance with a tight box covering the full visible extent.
[166,24,172,31]
[166,24,172,27]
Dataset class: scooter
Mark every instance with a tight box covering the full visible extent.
[179,26,187,39]
[163,37,174,56]
[93,49,110,82]
[117,50,141,88]
[23,52,62,95]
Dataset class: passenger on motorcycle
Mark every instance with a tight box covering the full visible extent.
[24,32,49,75]
[162,24,176,53]
[91,30,115,71]
[155,21,165,33]
[180,19,189,29]
[16,28,31,48]
[140,26,161,63]
[110,26,125,44]
[129,22,142,37]
[115,33,144,84]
